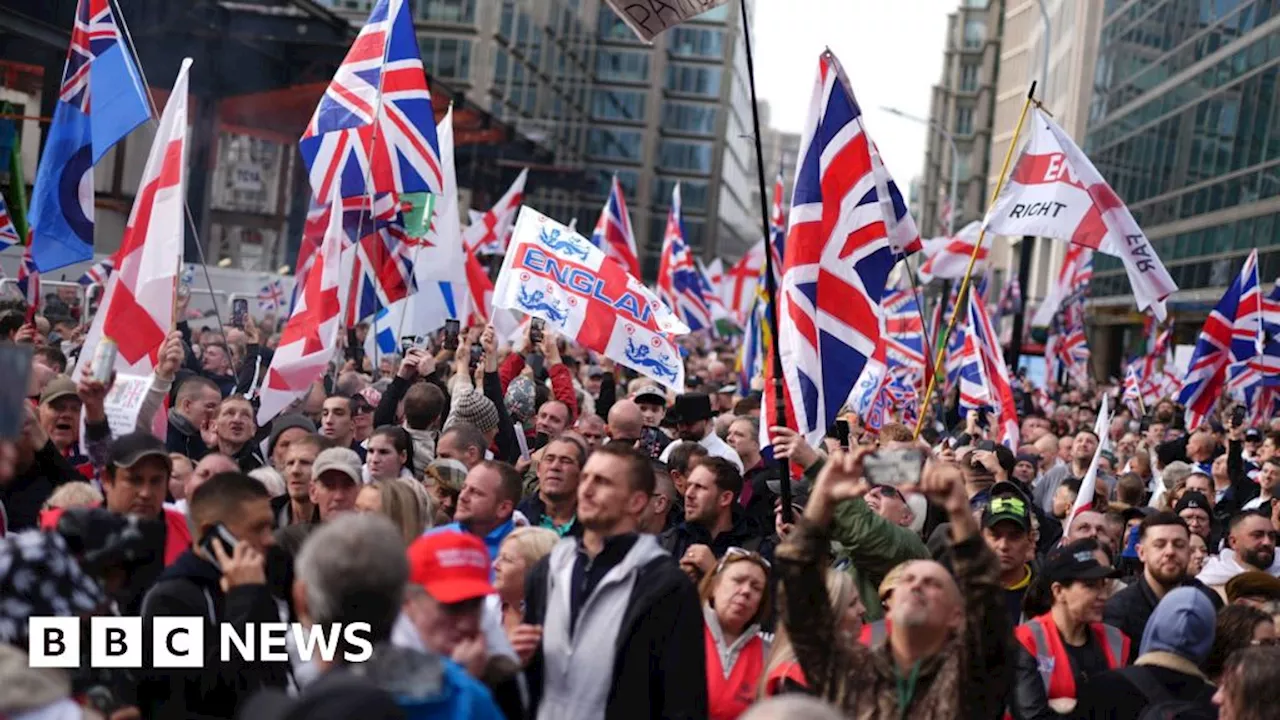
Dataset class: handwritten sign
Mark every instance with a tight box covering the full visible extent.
[604,0,731,42]
[103,374,152,439]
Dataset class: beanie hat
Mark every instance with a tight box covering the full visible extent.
[1138,586,1217,664]
[449,389,499,435]
[268,414,318,457]
[504,376,537,423]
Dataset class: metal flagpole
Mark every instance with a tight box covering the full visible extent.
[913,82,1038,439]
[736,0,792,521]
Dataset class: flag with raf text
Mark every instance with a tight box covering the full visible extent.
[983,108,1176,320]
[494,207,690,392]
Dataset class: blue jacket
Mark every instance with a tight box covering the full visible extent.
[429,518,516,564]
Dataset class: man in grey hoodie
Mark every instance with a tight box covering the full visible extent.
[1072,586,1218,718]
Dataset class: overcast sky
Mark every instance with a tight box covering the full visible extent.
[752,0,953,189]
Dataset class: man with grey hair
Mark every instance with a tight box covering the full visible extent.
[243,513,503,719]
[740,696,845,720]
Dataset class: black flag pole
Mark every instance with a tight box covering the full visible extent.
[737,0,792,522]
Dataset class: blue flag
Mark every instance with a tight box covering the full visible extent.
[28,0,151,272]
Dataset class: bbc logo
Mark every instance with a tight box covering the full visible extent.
[29,617,204,668]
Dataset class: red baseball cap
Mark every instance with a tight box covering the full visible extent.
[406,531,494,604]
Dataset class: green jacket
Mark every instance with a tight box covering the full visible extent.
[803,460,929,621]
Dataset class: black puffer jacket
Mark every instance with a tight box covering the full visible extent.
[658,505,775,565]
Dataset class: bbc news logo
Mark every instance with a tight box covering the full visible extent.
[28,618,373,668]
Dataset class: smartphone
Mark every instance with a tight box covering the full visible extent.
[443,319,460,351]
[199,523,238,568]
[1231,405,1246,428]
[529,317,545,346]
[400,336,416,354]
[834,418,851,449]
[231,298,249,329]
[863,449,925,487]
[0,344,33,439]
[469,342,484,370]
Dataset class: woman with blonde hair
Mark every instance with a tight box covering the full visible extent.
[699,548,772,720]
[355,478,434,545]
[761,566,860,697]
[493,526,558,635]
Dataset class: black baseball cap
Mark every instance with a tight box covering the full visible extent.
[1044,541,1120,583]
[982,489,1030,531]
[106,432,172,470]
[1246,428,1263,442]
[1175,491,1211,515]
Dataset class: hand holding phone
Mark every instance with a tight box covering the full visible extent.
[863,449,925,487]
[529,318,545,348]
[834,418,851,450]
[1231,405,1246,430]
[443,319,461,351]
[231,298,249,330]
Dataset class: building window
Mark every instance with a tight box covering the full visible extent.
[418,0,475,24]
[665,63,721,97]
[692,4,729,22]
[653,177,710,210]
[658,139,713,173]
[963,19,985,48]
[494,49,509,83]
[955,106,974,135]
[597,8,641,41]
[419,36,472,81]
[589,168,640,197]
[662,101,718,135]
[960,63,979,91]
[668,27,725,59]
[591,89,647,122]
[499,1,514,39]
[586,128,643,162]
[596,50,651,83]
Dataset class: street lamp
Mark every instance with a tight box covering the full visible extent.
[881,106,959,237]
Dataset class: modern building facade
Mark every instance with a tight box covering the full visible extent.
[985,0,1105,310]
[1082,0,1280,371]
[917,0,1006,241]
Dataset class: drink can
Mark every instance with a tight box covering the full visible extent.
[93,339,117,385]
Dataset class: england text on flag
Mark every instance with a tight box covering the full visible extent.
[766,50,916,446]
[1178,250,1261,430]
[983,108,1176,319]
[589,174,641,278]
[917,221,988,284]
[28,0,151,272]
[494,207,689,392]
[77,58,192,380]
[258,182,349,424]
[463,168,527,256]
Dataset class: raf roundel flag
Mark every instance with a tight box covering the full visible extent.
[28,0,152,273]
[494,207,690,392]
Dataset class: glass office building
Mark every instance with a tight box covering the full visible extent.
[1083,0,1280,362]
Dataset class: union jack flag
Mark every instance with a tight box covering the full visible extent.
[766,51,919,446]
[259,278,286,311]
[657,183,715,333]
[1122,364,1144,414]
[299,0,443,206]
[997,275,1022,317]
[965,288,1020,448]
[463,168,527,256]
[1178,250,1260,429]
[0,194,18,250]
[1260,278,1280,391]
[768,171,786,284]
[590,174,641,278]
[882,284,932,401]
[77,258,113,286]
[17,243,40,317]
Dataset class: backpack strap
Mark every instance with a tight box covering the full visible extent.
[1127,666,1173,705]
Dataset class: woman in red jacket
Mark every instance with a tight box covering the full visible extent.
[700,547,772,720]
[1010,538,1129,719]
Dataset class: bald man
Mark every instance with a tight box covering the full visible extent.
[607,399,645,445]
[776,455,1009,716]
[167,452,238,516]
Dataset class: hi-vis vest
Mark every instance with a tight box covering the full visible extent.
[705,627,766,720]
[1015,613,1129,701]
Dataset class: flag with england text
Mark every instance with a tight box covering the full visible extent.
[765,51,915,446]
[494,207,689,392]
[28,0,151,272]
[75,59,191,381]
[590,174,641,277]
[983,108,1175,320]
[257,181,348,424]
[463,168,527,255]
[1178,250,1261,429]
[917,220,987,284]
[657,183,716,333]
[299,0,442,208]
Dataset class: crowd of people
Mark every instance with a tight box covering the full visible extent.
[2,297,1280,720]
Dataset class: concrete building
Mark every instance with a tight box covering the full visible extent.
[1081,0,1280,372]
[917,0,1006,241]
[985,0,1105,315]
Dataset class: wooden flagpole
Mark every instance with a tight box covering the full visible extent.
[913,82,1038,439]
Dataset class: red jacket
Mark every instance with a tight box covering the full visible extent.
[498,354,579,420]
[705,626,766,720]
[41,505,192,566]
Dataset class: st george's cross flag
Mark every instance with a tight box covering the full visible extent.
[494,207,690,392]
[464,168,527,256]
[75,59,191,381]
[257,180,348,424]
[918,220,988,284]
[723,241,764,326]
[28,0,151,272]
[983,108,1176,320]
